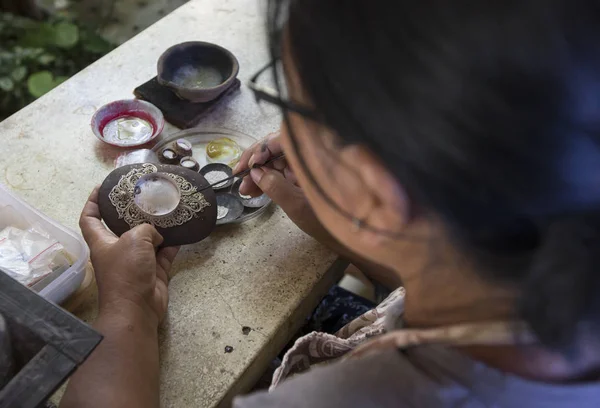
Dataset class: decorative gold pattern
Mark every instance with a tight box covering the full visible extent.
[108,164,210,228]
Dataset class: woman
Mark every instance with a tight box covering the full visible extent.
[61,0,600,407]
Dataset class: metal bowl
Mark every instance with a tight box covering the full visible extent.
[215,193,244,225]
[199,163,234,191]
[231,179,271,208]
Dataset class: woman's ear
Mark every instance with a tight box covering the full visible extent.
[336,145,410,246]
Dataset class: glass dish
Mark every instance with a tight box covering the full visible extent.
[152,127,272,224]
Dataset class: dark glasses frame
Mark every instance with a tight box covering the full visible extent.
[247,59,321,122]
[247,58,410,239]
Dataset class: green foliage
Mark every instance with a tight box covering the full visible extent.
[0,12,114,120]
[27,71,55,97]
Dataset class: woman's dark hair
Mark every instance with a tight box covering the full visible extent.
[267,0,600,349]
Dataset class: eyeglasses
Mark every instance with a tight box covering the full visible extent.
[247,59,321,122]
[247,59,410,238]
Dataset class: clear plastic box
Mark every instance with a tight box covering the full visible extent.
[0,184,88,304]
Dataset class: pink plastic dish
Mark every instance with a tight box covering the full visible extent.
[91,99,165,147]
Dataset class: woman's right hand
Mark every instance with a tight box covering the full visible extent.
[234,131,328,241]
[235,131,400,289]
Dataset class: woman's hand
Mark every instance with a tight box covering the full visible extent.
[234,131,327,241]
[235,131,400,290]
[79,187,179,326]
[61,188,179,408]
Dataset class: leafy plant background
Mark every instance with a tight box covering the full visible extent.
[0,12,114,121]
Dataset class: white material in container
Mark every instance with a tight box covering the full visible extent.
[0,184,88,304]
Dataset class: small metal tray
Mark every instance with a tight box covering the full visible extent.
[152,127,272,225]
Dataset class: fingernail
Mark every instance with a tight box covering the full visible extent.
[248,154,256,168]
[250,168,264,184]
[239,178,248,193]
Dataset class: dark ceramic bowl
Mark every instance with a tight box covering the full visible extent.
[157,41,239,103]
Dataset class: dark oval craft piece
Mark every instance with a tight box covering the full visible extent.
[98,163,218,246]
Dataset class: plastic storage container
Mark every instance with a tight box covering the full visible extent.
[0,184,88,304]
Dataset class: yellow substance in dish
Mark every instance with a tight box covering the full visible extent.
[206,137,242,167]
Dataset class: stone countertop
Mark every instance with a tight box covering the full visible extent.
[0,0,341,406]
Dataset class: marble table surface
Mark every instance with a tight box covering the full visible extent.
[0,0,342,406]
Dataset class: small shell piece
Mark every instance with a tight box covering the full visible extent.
[160,147,179,164]
[173,138,193,156]
[180,156,200,172]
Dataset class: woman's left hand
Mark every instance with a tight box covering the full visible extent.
[62,189,177,408]
[79,187,179,326]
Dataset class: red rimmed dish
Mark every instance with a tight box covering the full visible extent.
[91,99,165,147]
